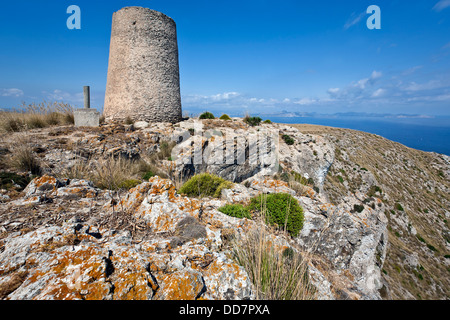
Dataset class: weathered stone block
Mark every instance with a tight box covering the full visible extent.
[74,109,100,127]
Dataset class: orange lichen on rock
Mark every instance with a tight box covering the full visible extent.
[32,175,58,190]
[154,270,205,300]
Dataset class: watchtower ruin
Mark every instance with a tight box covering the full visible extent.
[104,7,182,123]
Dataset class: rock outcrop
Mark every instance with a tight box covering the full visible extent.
[0,118,448,300]
[0,172,388,300]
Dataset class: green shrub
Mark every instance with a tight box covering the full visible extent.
[263,119,272,124]
[248,193,304,237]
[290,171,314,186]
[353,204,365,213]
[179,173,233,198]
[395,203,404,211]
[416,234,426,243]
[0,172,32,191]
[142,171,155,180]
[118,179,141,190]
[282,134,295,146]
[367,185,382,197]
[244,116,262,127]
[219,114,232,121]
[219,204,251,219]
[199,112,215,119]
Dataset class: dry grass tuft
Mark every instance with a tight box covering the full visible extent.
[0,101,74,133]
[233,226,316,300]
[7,136,42,175]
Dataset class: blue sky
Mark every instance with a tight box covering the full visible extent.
[0,0,449,116]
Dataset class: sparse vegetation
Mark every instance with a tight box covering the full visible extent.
[117,179,141,190]
[367,185,383,197]
[244,116,262,127]
[0,101,74,133]
[179,173,233,198]
[282,134,295,146]
[218,204,251,219]
[0,172,32,191]
[199,112,215,120]
[125,116,134,125]
[232,229,315,300]
[353,204,365,213]
[8,144,42,175]
[90,156,142,190]
[219,114,232,121]
[247,193,304,237]
[142,171,155,181]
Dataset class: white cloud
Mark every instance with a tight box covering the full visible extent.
[401,65,423,76]
[352,71,382,90]
[44,89,83,102]
[404,80,446,92]
[344,11,365,30]
[371,71,383,80]
[327,88,340,95]
[210,92,240,101]
[407,93,450,102]
[433,0,450,12]
[294,98,317,105]
[1,88,24,97]
[371,88,386,98]
[328,71,383,99]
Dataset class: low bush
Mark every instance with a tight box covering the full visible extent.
[244,116,262,127]
[199,112,215,120]
[247,193,304,237]
[353,204,365,213]
[142,171,155,180]
[0,172,32,191]
[282,134,295,146]
[118,179,141,190]
[219,114,232,121]
[179,173,233,198]
[219,204,251,219]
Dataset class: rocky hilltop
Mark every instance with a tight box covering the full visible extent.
[0,117,448,300]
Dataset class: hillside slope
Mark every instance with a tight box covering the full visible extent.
[289,123,450,300]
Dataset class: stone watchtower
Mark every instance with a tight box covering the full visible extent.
[104,7,182,123]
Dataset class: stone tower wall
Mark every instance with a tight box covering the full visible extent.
[104,7,182,123]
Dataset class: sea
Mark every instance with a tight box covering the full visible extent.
[266,115,450,156]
